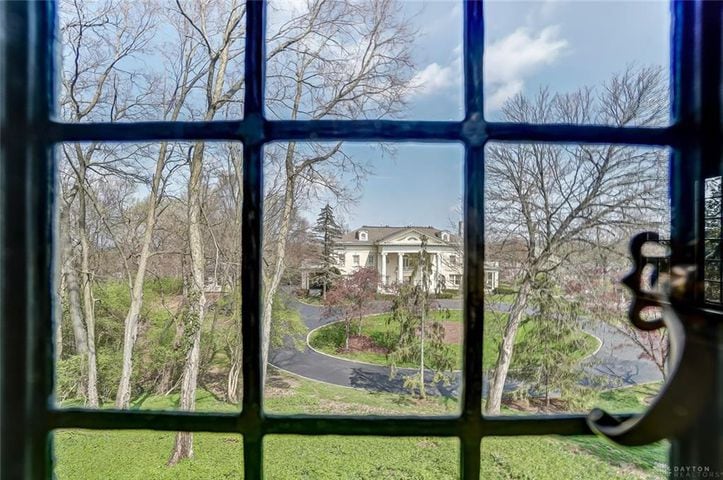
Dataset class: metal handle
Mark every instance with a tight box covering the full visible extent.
[586,232,714,446]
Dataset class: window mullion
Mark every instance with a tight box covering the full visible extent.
[670,0,723,472]
[461,1,486,479]
[1,1,56,479]
[241,0,267,479]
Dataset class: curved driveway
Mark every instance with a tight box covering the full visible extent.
[268,295,663,398]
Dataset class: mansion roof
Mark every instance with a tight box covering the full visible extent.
[339,225,460,246]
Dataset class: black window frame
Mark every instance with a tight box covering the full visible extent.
[0,1,720,479]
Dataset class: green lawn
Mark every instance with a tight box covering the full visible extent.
[54,373,667,479]
[309,310,598,371]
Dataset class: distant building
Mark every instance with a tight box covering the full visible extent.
[301,225,499,292]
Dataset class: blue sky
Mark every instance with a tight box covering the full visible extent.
[60,1,671,231]
[310,0,671,230]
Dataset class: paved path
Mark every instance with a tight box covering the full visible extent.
[268,295,663,398]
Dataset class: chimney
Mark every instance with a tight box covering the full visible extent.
[458,220,463,237]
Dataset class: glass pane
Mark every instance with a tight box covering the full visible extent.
[705,218,721,239]
[483,143,670,415]
[705,176,722,199]
[266,0,463,121]
[263,142,464,416]
[264,436,459,478]
[705,197,722,219]
[705,240,721,261]
[704,262,721,281]
[484,1,670,125]
[482,437,669,479]
[54,430,242,478]
[705,282,722,304]
[57,0,245,121]
[54,142,243,411]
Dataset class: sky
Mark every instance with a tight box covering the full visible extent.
[301,0,671,230]
[60,0,671,232]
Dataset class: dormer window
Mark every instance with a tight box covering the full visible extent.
[440,231,450,242]
[357,230,368,241]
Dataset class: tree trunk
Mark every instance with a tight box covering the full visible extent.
[156,302,187,396]
[226,280,243,404]
[261,165,296,385]
[226,359,241,404]
[55,274,64,361]
[485,279,532,414]
[116,143,168,408]
[169,142,207,465]
[77,159,99,407]
[419,309,426,399]
[60,206,88,356]
[545,371,550,410]
[226,146,244,404]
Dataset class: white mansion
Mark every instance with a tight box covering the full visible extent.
[302,225,499,292]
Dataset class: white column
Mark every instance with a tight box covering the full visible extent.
[397,253,404,284]
[434,252,440,290]
[381,252,387,285]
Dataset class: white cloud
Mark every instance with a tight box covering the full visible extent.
[452,42,462,58]
[487,80,524,111]
[406,25,566,107]
[485,26,568,110]
[409,61,459,97]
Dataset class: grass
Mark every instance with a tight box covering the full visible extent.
[55,373,667,479]
[309,310,598,371]
[486,291,518,305]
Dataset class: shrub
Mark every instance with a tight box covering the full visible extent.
[309,322,346,351]
[495,283,517,295]
[56,355,84,402]
[96,350,123,403]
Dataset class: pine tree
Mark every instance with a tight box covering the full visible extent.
[313,204,343,298]
[388,236,454,398]
[512,274,589,411]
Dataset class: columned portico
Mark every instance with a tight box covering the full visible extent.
[376,250,448,289]
[332,226,499,293]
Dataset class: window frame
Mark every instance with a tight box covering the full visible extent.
[0,1,720,479]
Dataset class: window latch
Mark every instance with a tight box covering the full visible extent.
[586,232,718,446]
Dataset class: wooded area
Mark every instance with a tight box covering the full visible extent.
[55,0,674,467]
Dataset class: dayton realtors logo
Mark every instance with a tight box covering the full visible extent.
[666,465,722,479]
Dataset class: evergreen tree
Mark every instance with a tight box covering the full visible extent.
[388,236,454,398]
[313,204,343,298]
[512,274,590,411]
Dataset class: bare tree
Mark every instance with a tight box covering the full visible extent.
[485,66,668,414]
[166,0,247,464]
[59,0,155,407]
[575,241,670,380]
[260,0,415,384]
[114,7,211,408]
[59,188,88,358]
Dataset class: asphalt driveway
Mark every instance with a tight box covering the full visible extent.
[268,294,663,399]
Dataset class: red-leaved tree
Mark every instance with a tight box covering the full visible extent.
[324,267,379,350]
